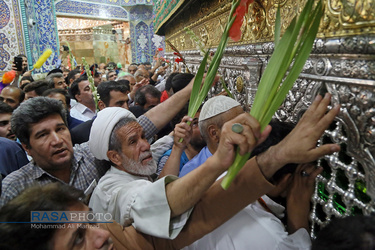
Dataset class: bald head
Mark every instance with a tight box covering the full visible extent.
[0,86,24,110]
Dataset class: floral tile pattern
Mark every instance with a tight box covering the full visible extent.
[27,0,59,73]
[0,0,25,74]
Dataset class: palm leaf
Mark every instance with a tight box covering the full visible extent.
[222,0,323,189]
[260,0,323,129]
[188,50,210,117]
[274,6,281,48]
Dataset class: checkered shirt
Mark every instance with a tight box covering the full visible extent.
[0,115,157,207]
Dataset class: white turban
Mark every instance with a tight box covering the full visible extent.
[199,96,241,122]
[89,107,136,161]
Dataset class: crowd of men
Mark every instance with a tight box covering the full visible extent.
[0,54,372,250]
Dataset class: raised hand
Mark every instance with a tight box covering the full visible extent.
[212,112,272,172]
[257,93,340,179]
[286,163,323,233]
[173,116,193,150]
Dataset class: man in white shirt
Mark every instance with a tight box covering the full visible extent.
[186,121,319,250]
[69,75,96,122]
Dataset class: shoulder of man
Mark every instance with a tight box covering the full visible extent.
[0,162,35,207]
[70,119,94,145]
[73,142,110,178]
[179,147,208,177]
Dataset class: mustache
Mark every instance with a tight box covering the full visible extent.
[139,151,153,161]
[52,147,67,155]
[7,132,15,137]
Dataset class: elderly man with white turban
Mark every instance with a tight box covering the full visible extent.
[88,106,272,238]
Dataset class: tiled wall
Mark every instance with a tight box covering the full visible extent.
[27,0,59,74]
[129,5,164,64]
[0,0,59,75]
[0,0,25,74]
[0,0,165,76]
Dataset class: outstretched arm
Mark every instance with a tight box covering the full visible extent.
[257,93,341,179]
[170,93,341,248]
[144,75,219,130]
[112,93,341,250]
[165,93,340,219]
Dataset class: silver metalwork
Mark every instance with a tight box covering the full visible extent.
[166,35,375,237]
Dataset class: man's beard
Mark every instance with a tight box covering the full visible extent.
[190,136,206,152]
[120,151,157,176]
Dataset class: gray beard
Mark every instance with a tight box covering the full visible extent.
[120,152,157,176]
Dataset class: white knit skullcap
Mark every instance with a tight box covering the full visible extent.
[89,107,136,161]
[199,96,241,122]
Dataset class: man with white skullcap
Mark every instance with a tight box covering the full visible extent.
[177,95,338,249]
[179,95,244,177]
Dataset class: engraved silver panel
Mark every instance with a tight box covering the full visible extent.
[166,35,375,236]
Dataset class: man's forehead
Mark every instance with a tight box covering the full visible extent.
[30,113,65,130]
[49,93,64,99]
[55,77,64,82]
[0,113,11,121]
[52,203,89,248]
[49,93,66,103]
[117,121,143,138]
[109,91,128,102]
[78,80,90,88]
[128,79,136,85]
[110,89,125,96]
